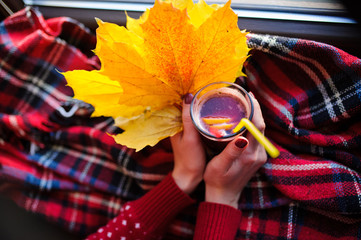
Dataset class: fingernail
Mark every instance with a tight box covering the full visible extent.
[235,138,248,148]
[184,93,193,104]
[249,91,255,98]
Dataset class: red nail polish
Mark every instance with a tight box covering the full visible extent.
[235,138,248,148]
[184,93,193,104]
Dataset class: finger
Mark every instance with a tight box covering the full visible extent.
[246,93,266,151]
[171,93,194,144]
[182,93,199,137]
[249,93,266,133]
[210,136,249,172]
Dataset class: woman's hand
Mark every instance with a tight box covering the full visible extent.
[171,94,206,194]
[203,94,268,208]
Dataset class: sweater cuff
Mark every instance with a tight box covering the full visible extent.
[131,174,195,232]
[194,202,242,240]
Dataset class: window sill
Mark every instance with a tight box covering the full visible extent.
[24,1,361,57]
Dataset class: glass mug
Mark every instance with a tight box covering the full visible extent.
[190,81,254,157]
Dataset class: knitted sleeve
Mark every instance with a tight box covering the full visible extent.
[85,174,195,240]
[194,202,242,240]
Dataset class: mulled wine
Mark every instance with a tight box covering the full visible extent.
[191,82,254,156]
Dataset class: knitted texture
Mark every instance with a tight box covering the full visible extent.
[86,174,195,239]
[0,7,361,239]
[195,202,242,240]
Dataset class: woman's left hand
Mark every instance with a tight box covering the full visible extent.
[203,94,268,208]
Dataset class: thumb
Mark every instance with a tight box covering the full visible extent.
[182,93,197,136]
[212,136,249,171]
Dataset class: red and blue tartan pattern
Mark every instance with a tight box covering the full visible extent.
[0,7,361,239]
[245,34,361,214]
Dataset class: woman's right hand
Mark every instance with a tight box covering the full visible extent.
[203,95,268,209]
[171,94,206,195]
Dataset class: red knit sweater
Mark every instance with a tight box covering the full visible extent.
[86,174,241,239]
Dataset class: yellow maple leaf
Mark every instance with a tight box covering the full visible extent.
[113,106,182,151]
[63,0,250,151]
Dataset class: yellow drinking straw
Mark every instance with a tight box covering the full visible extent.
[233,118,280,158]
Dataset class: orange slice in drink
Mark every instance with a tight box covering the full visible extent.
[209,126,224,138]
[210,123,234,130]
[202,117,231,125]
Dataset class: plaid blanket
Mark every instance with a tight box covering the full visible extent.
[1,7,361,239]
